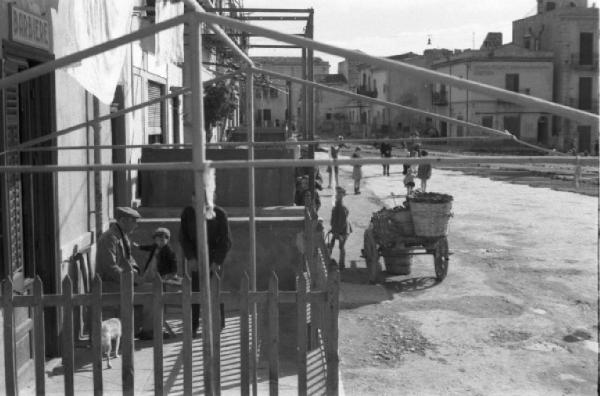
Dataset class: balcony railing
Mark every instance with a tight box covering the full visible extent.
[356,85,378,98]
[432,91,448,106]
[570,53,599,70]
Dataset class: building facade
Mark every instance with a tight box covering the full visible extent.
[250,56,330,131]
[0,0,184,361]
[512,0,599,152]
[431,44,554,142]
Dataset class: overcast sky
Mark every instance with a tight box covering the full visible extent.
[242,0,540,72]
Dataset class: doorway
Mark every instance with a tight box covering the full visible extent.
[577,125,591,153]
[537,116,549,145]
[2,41,59,365]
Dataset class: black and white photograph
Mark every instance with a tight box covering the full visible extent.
[0,1,597,395]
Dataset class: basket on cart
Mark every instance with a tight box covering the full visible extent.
[408,192,453,237]
[371,206,414,247]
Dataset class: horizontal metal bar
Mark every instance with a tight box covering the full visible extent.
[1,88,189,156]
[0,14,190,91]
[243,16,309,21]
[210,8,313,13]
[196,12,599,125]
[249,44,302,48]
[7,135,519,153]
[0,156,593,173]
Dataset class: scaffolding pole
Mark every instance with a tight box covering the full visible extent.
[189,17,217,395]
[245,72,259,396]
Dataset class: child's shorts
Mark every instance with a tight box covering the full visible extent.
[405,181,415,188]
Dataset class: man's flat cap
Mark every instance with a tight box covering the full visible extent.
[116,206,141,219]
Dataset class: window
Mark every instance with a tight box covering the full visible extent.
[262,109,271,122]
[580,32,594,65]
[481,116,493,128]
[269,87,278,98]
[147,81,165,143]
[546,2,556,11]
[505,74,519,92]
[578,77,593,110]
[326,113,332,120]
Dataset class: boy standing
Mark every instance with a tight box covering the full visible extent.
[328,186,352,270]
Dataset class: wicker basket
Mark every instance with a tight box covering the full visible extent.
[390,210,414,236]
[409,201,453,237]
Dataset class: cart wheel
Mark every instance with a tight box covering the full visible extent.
[434,256,448,282]
[363,226,380,283]
[434,238,449,282]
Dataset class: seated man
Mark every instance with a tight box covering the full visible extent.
[95,207,166,340]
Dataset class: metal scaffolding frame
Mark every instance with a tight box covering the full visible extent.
[0,4,598,395]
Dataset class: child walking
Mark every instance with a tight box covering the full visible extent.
[328,186,351,270]
[417,150,432,192]
[403,166,416,197]
[351,146,362,194]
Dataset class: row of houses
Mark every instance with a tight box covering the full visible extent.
[253,0,598,153]
[350,0,598,152]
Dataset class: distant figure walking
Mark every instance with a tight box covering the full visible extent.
[403,166,416,197]
[351,147,362,194]
[380,138,392,176]
[417,150,432,192]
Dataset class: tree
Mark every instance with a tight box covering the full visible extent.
[203,81,239,138]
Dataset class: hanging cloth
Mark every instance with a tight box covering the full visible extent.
[51,0,134,104]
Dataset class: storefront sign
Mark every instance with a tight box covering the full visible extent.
[9,5,50,51]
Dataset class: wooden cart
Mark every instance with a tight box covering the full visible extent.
[363,222,450,283]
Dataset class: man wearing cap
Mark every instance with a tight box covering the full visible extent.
[95,207,156,340]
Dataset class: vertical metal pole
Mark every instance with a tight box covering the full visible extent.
[301,48,308,141]
[246,73,259,396]
[286,80,292,136]
[92,98,103,232]
[191,15,216,395]
[307,11,316,194]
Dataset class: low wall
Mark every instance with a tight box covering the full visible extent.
[130,207,304,292]
[140,148,296,208]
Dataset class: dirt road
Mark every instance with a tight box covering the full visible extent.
[318,151,598,396]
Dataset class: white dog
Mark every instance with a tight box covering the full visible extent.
[101,318,121,369]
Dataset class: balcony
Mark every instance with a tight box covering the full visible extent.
[356,85,378,98]
[569,53,599,70]
[432,91,448,106]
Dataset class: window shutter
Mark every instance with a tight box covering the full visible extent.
[2,58,25,274]
[147,81,164,141]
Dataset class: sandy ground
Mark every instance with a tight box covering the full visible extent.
[319,149,598,396]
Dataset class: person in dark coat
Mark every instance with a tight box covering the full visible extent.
[379,139,392,176]
[137,227,178,281]
[179,195,232,338]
